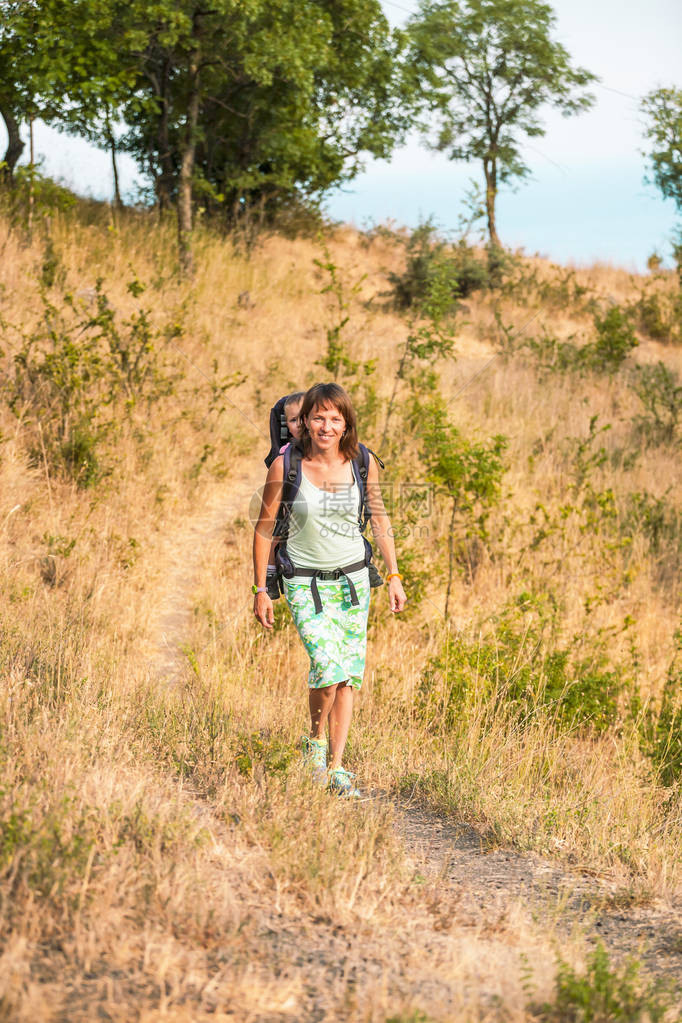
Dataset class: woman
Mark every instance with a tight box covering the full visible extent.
[252,382,407,797]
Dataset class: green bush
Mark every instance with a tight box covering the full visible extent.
[524,305,638,377]
[633,292,672,341]
[531,943,674,1022]
[0,794,96,902]
[639,634,682,786]
[416,396,506,612]
[588,305,639,372]
[5,165,77,225]
[629,287,682,345]
[3,276,180,485]
[417,596,624,735]
[235,729,295,778]
[499,260,595,311]
[388,222,488,311]
[524,332,585,372]
[630,361,682,446]
[620,490,682,589]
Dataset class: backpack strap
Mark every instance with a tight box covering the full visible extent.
[352,443,385,532]
[273,443,303,540]
[352,444,369,531]
[366,447,385,471]
[277,442,384,540]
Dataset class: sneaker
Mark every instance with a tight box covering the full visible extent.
[327,766,362,799]
[301,735,327,782]
[266,569,281,601]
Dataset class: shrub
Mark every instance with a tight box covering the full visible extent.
[639,634,682,786]
[416,396,506,611]
[523,305,638,376]
[630,361,682,446]
[2,277,180,485]
[388,222,488,311]
[449,239,490,297]
[417,596,624,735]
[500,261,594,310]
[587,305,639,372]
[531,943,674,1022]
[524,332,584,372]
[633,292,672,341]
[629,286,682,345]
[620,490,682,590]
[5,164,77,226]
[235,729,295,778]
[0,794,96,905]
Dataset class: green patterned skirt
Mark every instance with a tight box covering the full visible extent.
[284,570,370,689]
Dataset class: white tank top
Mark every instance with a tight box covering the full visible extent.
[286,464,366,576]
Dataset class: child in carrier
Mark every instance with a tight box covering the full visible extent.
[263,391,384,600]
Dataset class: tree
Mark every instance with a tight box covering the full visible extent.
[0,0,141,189]
[0,0,42,179]
[406,0,596,250]
[117,0,407,269]
[641,86,682,213]
[2,0,407,273]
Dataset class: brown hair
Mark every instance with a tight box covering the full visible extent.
[283,390,305,411]
[300,382,359,460]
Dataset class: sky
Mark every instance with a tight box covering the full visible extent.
[2,0,680,271]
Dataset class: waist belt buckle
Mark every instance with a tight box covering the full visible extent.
[319,568,341,581]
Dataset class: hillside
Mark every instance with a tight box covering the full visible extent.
[1,198,681,1021]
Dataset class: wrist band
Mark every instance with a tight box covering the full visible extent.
[252,585,267,594]
[386,572,403,580]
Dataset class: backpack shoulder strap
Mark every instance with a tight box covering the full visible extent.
[353,444,373,530]
[274,444,303,539]
[365,446,385,471]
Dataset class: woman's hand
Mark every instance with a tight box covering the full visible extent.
[388,576,407,614]
[254,591,275,629]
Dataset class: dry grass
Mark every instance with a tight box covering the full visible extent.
[1,198,681,1019]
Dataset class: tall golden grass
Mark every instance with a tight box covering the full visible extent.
[0,198,680,1019]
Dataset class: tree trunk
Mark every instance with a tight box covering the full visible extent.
[483,156,500,249]
[177,53,200,277]
[0,99,24,182]
[27,118,35,237]
[156,59,173,214]
[105,115,122,209]
[483,156,505,284]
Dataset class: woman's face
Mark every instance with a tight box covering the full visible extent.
[305,403,346,451]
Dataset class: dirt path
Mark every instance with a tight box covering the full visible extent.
[146,466,682,1009]
[150,467,261,682]
[395,800,682,986]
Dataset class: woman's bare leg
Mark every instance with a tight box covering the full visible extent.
[308,684,338,740]
[328,681,353,770]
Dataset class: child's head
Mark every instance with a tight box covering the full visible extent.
[284,391,305,441]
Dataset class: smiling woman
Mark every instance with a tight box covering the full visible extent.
[252,382,407,799]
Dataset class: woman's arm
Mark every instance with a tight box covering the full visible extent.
[366,457,407,614]
[252,455,284,629]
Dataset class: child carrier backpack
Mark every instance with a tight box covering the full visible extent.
[264,394,297,468]
[273,441,385,612]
